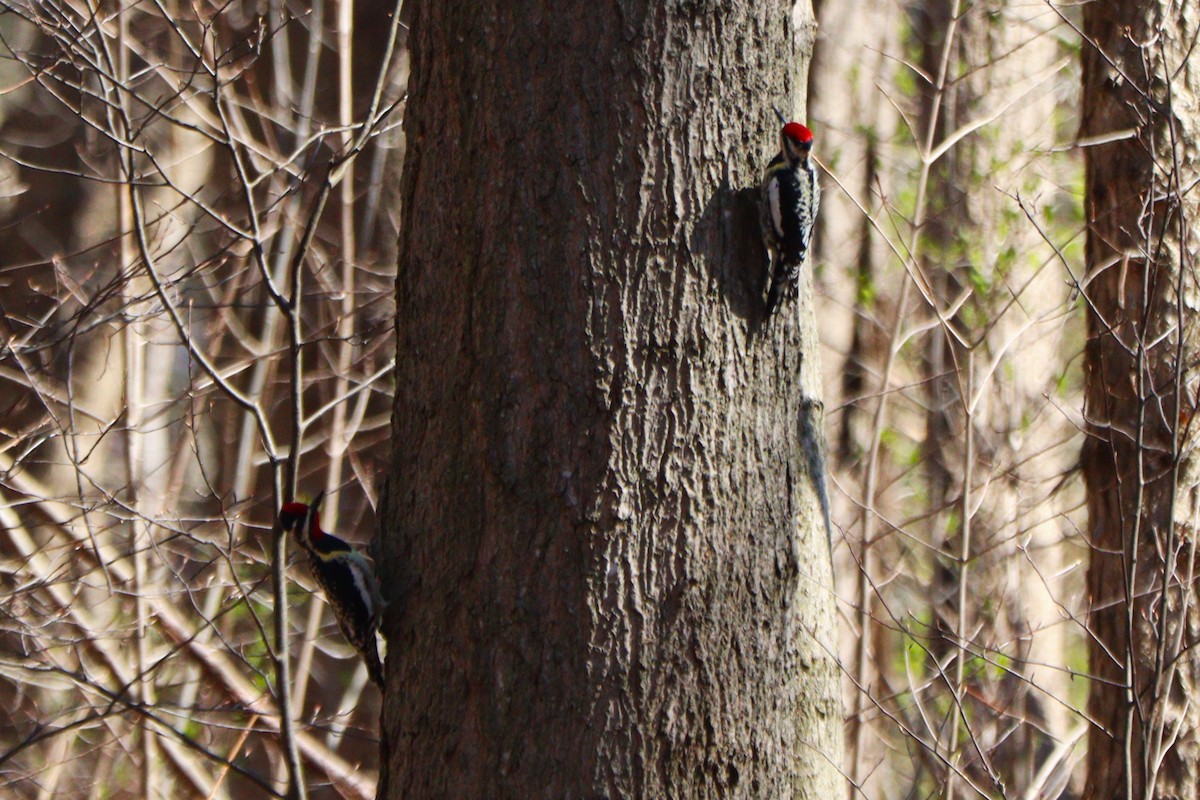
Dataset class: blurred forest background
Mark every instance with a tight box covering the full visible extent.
[0,0,1126,797]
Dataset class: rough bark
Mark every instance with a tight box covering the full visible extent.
[1081,3,1200,797]
[381,1,842,797]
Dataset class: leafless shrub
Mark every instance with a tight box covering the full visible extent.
[0,1,406,797]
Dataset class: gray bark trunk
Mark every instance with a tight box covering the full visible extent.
[380,1,843,797]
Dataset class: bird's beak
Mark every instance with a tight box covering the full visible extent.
[772,104,789,126]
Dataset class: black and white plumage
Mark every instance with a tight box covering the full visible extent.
[760,109,820,317]
[279,493,385,687]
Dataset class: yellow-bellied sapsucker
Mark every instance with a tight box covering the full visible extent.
[279,493,384,687]
[760,107,820,316]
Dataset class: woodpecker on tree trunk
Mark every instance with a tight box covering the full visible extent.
[279,492,385,687]
[760,106,820,317]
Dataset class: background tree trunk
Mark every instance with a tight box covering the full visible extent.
[809,0,1084,795]
[1081,3,1200,797]
[381,1,843,797]
[805,4,901,793]
[915,2,1074,793]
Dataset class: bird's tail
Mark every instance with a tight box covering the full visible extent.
[765,257,807,317]
[765,277,784,317]
[763,271,792,316]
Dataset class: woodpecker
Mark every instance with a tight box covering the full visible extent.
[760,106,820,317]
[279,493,384,687]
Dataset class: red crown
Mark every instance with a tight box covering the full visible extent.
[782,122,814,144]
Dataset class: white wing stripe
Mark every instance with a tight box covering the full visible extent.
[348,560,375,619]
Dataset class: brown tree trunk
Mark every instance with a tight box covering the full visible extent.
[380,1,842,797]
[1081,3,1200,797]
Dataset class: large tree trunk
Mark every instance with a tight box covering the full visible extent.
[380,1,842,797]
[1081,4,1200,797]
